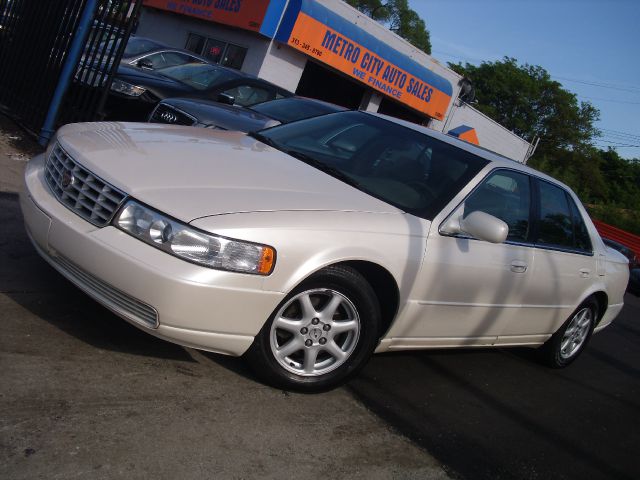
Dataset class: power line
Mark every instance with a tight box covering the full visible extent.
[579,95,640,106]
[600,128,640,139]
[597,132,640,144]
[432,50,640,96]
[552,75,640,94]
[594,140,640,148]
[599,130,640,137]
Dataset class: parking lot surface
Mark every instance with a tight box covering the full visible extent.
[349,290,640,480]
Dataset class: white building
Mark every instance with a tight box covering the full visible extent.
[137,0,535,162]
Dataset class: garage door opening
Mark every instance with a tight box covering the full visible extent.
[296,61,365,109]
[378,97,428,125]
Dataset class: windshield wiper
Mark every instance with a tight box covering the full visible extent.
[283,149,362,189]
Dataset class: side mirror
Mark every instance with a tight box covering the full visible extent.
[217,92,235,105]
[137,58,154,70]
[441,210,508,244]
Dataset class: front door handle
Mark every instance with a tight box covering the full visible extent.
[510,260,528,273]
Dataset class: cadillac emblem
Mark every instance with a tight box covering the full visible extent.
[61,170,75,190]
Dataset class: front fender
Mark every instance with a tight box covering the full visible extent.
[190,210,429,296]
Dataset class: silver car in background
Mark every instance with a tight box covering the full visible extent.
[20,111,629,391]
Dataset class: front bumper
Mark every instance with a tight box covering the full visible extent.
[20,153,285,356]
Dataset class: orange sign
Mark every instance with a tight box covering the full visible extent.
[285,12,451,120]
[143,0,270,32]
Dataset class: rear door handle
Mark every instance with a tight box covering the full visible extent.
[510,260,528,273]
[579,268,591,278]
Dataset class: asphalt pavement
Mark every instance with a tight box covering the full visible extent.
[348,289,640,479]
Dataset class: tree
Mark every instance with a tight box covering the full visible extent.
[447,57,640,233]
[448,57,599,157]
[345,0,432,54]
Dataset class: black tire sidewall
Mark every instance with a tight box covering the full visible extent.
[543,298,598,368]
[246,266,381,392]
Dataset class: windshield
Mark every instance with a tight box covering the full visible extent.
[124,37,163,57]
[252,97,345,124]
[157,63,238,90]
[254,111,488,219]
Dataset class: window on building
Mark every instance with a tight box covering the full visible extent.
[185,33,247,70]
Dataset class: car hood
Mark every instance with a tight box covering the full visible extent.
[160,98,274,132]
[55,122,402,223]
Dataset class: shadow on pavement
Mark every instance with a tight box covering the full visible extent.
[1,191,195,363]
[347,309,640,480]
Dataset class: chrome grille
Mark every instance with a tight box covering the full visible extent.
[45,143,127,226]
[150,103,197,126]
[50,253,159,329]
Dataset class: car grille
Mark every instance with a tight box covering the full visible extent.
[45,143,127,227]
[150,103,197,126]
[50,253,159,329]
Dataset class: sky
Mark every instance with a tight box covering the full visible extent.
[408,0,640,159]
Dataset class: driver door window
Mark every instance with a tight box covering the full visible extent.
[463,170,532,243]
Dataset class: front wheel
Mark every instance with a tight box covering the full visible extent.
[539,298,598,368]
[245,266,381,392]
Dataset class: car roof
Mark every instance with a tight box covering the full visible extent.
[124,37,209,62]
[363,111,573,193]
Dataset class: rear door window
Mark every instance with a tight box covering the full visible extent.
[535,180,592,253]
[536,180,574,249]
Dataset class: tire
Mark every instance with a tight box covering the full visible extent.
[245,265,381,392]
[539,297,598,368]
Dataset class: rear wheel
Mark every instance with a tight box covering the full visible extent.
[245,265,381,391]
[539,298,598,368]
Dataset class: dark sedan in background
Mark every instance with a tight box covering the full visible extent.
[105,62,292,121]
[149,96,346,131]
[76,35,209,101]
[91,36,208,70]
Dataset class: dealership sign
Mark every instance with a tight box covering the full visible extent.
[142,0,271,32]
[276,0,453,120]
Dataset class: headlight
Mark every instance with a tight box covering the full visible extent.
[114,200,276,275]
[110,78,146,96]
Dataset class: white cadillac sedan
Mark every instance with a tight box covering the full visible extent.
[21,111,629,391]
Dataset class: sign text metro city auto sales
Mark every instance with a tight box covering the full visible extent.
[320,30,434,104]
[284,11,451,119]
